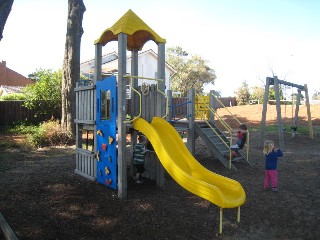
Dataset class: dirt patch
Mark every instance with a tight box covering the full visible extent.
[0,104,320,239]
[0,134,26,145]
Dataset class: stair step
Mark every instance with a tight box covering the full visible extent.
[214,142,225,146]
[195,121,246,170]
[232,156,245,162]
[221,150,230,155]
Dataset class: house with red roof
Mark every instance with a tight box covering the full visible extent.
[0,61,34,96]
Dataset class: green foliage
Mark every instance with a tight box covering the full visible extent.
[249,85,282,103]
[166,46,216,96]
[312,90,320,100]
[269,87,276,100]
[0,93,26,100]
[27,119,74,148]
[23,69,62,117]
[0,121,38,134]
[250,86,265,103]
[0,120,74,148]
[235,81,250,105]
[7,122,38,134]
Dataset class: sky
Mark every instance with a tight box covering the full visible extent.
[0,0,319,97]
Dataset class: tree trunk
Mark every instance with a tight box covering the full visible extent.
[61,0,86,137]
[0,0,14,41]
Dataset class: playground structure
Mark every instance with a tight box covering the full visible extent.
[259,76,313,150]
[74,9,246,234]
[167,90,251,169]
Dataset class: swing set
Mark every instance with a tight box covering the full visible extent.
[260,76,313,150]
[282,84,298,135]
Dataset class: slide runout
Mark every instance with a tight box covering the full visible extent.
[151,118,241,193]
[151,118,244,203]
[133,117,246,209]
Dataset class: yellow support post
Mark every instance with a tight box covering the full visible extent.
[237,206,241,223]
[219,208,223,234]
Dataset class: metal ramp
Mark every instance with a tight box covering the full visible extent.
[195,121,247,170]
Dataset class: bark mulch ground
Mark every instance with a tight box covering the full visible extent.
[0,131,319,239]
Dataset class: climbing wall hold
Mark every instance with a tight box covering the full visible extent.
[108,136,114,144]
[105,179,112,185]
[102,143,107,151]
[96,151,101,161]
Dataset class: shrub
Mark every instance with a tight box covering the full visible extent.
[0,93,26,100]
[0,121,38,134]
[28,120,74,148]
[23,69,62,117]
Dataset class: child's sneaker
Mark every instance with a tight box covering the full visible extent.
[271,187,278,192]
[135,179,143,184]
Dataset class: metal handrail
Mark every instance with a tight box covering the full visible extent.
[123,75,168,122]
[210,93,250,165]
[196,94,251,167]
[196,94,234,168]
[195,108,234,169]
[210,93,242,125]
[123,76,142,123]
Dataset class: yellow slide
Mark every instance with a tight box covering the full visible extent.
[133,117,246,209]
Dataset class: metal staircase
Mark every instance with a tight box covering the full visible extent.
[195,121,246,170]
[195,93,250,169]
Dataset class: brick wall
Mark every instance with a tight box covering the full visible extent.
[0,61,34,86]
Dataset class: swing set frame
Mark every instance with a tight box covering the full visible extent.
[259,76,313,150]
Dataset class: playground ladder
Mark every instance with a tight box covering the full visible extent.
[195,94,251,169]
[195,121,246,170]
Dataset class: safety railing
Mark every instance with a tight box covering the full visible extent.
[196,94,251,168]
[210,93,250,163]
[123,75,168,123]
[168,99,192,122]
[196,94,235,169]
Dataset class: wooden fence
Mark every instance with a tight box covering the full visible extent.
[0,97,237,127]
[0,101,60,126]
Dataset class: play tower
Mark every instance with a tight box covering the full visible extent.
[74,9,167,198]
[74,9,246,234]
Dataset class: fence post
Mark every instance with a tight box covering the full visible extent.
[187,89,195,155]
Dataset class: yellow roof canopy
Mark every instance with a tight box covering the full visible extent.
[94,9,166,50]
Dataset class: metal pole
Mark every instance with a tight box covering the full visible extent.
[187,88,195,155]
[219,208,223,234]
[209,90,215,122]
[167,90,172,121]
[237,206,241,222]
[157,43,166,187]
[93,43,102,83]
[117,33,127,199]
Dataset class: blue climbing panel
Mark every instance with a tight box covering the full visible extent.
[96,76,117,190]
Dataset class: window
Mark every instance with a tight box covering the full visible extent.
[100,90,111,121]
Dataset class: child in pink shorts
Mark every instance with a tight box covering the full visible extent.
[263,140,283,192]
